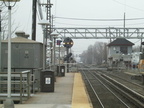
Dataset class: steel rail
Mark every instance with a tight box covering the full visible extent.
[81,69,130,108]
[81,70,104,108]
[102,71,144,88]
[101,73,144,108]
[89,71,130,108]
[102,71,144,91]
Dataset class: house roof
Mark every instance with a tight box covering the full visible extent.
[107,38,134,46]
[2,37,42,44]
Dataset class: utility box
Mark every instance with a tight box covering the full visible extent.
[60,65,65,76]
[57,65,65,76]
[1,32,43,71]
[40,70,54,92]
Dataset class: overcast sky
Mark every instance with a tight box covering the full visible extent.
[5,0,144,54]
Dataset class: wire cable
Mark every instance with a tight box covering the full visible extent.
[112,0,144,12]
[54,21,144,27]
[54,16,144,21]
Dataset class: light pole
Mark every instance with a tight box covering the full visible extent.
[0,9,2,72]
[63,37,74,73]
[0,0,20,107]
[38,19,50,70]
[47,39,52,68]
[57,38,62,76]
[51,31,58,71]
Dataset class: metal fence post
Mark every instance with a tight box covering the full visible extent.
[27,72,30,98]
[20,73,22,104]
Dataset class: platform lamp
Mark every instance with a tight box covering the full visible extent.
[51,31,59,71]
[0,0,20,108]
[38,19,50,70]
[47,39,52,69]
[57,38,62,76]
[0,10,1,94]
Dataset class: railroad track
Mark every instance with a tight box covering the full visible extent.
[81,69,144,108]
[97,70,144,96]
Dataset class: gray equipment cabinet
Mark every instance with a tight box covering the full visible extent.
[60,65,65,76]
[40,70,55,92]
[1,36,43,70]
[57,65,65,77]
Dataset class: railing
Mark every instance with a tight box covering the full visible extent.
[63,63,78,72]
[32,68,42,92]
[0,70,31,103]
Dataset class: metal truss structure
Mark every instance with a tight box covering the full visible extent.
[53,27,144,39]
[37,0,144,40]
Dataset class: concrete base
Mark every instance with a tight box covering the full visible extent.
[4,98,14,108]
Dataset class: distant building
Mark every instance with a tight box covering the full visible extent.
[107,38,134,68]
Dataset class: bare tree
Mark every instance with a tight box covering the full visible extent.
[80,41,108,65]
[0,5,19,40]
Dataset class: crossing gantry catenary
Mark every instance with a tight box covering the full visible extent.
[53,27,144,39]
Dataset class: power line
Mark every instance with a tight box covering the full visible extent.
[54,21,144,27]
[54,16,144,21]
[112,0,144,12]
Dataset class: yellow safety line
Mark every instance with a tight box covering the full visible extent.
[72,73,92,108]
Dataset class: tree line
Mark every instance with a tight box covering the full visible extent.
[80,42,107,65]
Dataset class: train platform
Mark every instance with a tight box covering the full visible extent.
[0,72,92,108]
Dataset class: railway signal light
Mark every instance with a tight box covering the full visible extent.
[64,53,72,61]
[63,37,73,48]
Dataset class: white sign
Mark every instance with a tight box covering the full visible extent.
[62,69,64,73]
[45,78,51,84]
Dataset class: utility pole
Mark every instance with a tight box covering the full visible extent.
[66,48,69,73]
[46,0,53,67]
[32,0,37,40]
[43,0,52,68]
[124,12,126,37]
[0,10,1,72]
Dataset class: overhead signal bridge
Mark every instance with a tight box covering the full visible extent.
[53,27,144,39]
